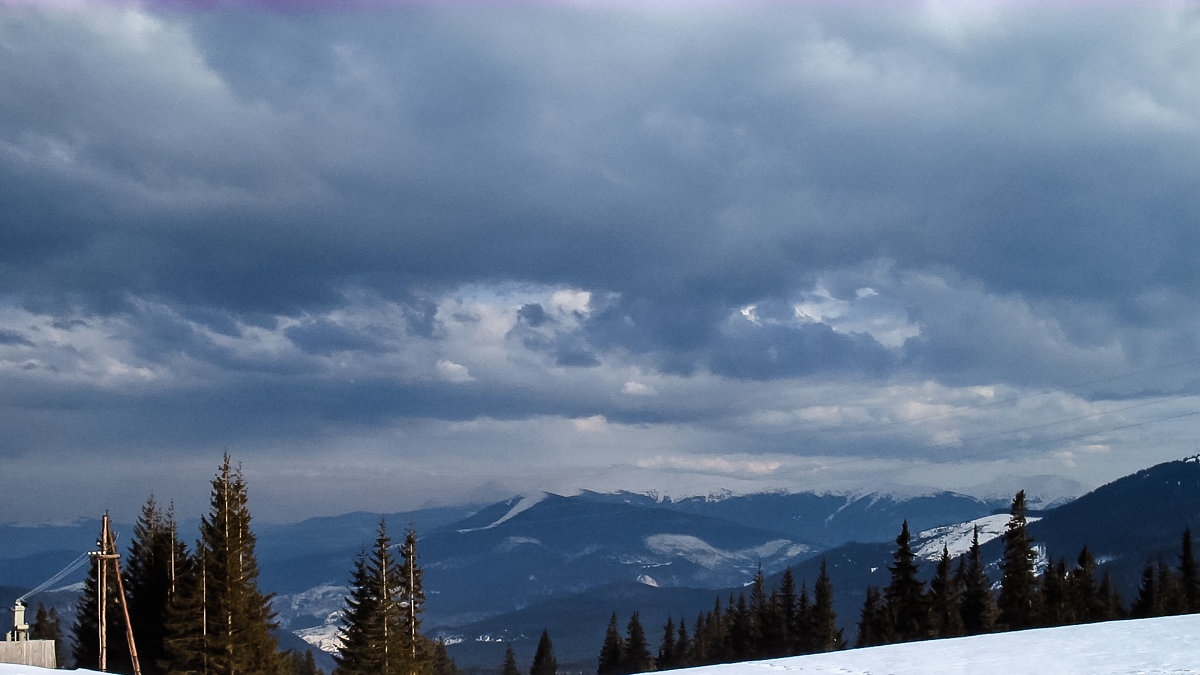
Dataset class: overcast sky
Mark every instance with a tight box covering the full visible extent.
[3,1,1200,524]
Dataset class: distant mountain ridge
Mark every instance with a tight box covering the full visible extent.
[0,483,1077,672]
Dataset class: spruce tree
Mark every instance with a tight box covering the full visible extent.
[1069,545,1100,623]
[794,583,812,653]
[657,617,677,669]
[1039,557,1071,627]
[810,559,842,653]
[529,629,557,675]
[927,545,963,638]
[748,565,777,658]
[124,496,183,674]
[725,593,751,661]
[1131,560,1159,618]
[690,612,708,666]
[429,639,458,675]
[336,520,405,675]
[197,454,280,675]
[30,604,65,665]
[597,613,625,675]
[884,521,926,642]
[160,540,204,675]
[1098,571,1124,621]
[958,526,995,635]
[674,618,692,668]
[855,586,888,648]
[397,524,427,672]
[622,612,654,673]
[776,568,799,655]
[701,598,728,663]
[1156,559,1184,615]
[998,490,1040,630]
[502,644,521,675]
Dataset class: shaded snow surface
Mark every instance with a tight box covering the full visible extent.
[4,615,1200,674]
[668,614,1200,674]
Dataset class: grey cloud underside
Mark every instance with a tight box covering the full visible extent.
[3,4,1200,522]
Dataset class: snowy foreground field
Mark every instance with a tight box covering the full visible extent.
[3,614,1200,674]
[673,614,1200,675]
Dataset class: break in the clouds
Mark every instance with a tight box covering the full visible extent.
[3,2,1200,523]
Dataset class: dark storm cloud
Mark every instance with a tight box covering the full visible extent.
[4,3,1200,521]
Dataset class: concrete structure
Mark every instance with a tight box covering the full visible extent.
[1,602,56,668]
[0,640,56,668]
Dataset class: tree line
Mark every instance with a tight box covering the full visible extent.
[500,630,559,675]
[66,454,456,675]
[600,489,1200,672]
[598,558,841,674]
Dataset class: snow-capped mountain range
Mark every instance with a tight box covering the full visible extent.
[7,461,1200,671]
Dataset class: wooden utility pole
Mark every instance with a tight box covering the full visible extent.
[89,513,142,675]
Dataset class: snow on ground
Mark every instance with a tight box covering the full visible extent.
[5,615,1200,674]
[668,614,1200,674]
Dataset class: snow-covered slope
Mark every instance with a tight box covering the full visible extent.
[5,615,1199,674]
[668,614,1200,674]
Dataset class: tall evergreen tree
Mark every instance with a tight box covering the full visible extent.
[776,568,799,655]
[1039,557,1072,627]
[124,496,184,675]
[502,644,521,675]
[725,593,751,661]
[673,618,692,669]
[701,598,727,663]
[529,629,557,675]
[855,586,888,648]
[30,603,65,666]
[397,524,427,673]
[809,559,842,653]
[998,491,1040,630]
[622,612,654,674]
[1131,560,1160,618]
[335,520,405,675]
[1098,571,1124,621]
[689,612,708,666]
[597,613,625,675]
[958,526,995,635]
[928,545,963,638]
[748,565,777,658]
[429,639,458,675]
[884,521,926,642]
[197,454,280,675]
[1156,559,1184,615]
[794,583,812,654]
[657,617,677,670]
[160,539,204,675]
[1068,545,1100,623]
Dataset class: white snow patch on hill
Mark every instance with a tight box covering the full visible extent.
[643,534,795,571]
[458,493,547,532]
[914,514,1038,561]
[296,621,343,654]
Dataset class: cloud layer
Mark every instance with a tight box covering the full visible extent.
[3,3,1200,522]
